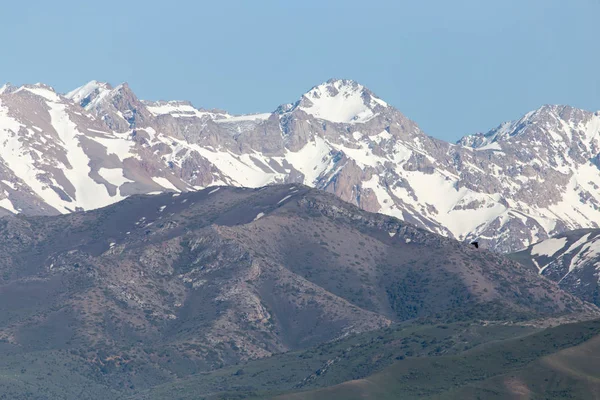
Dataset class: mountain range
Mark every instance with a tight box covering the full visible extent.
[1,79,600,252]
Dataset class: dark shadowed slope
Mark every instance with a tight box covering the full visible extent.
[0,184,596,398]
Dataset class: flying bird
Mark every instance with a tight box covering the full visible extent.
[470,241,479,249]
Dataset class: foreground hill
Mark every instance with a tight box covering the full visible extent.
[0,184,595,398]
[1,80,600,251]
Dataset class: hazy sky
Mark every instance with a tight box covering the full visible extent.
[2,0,598,141]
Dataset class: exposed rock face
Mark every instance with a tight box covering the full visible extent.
[1,79,600,252]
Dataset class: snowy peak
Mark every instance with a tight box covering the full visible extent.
[294,79,388,123]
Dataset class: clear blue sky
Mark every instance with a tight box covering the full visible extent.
[2,0,599,141]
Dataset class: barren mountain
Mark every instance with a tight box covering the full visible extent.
[0,184,595,398]
[1,79,600,252]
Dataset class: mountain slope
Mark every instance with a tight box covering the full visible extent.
[0,184,595,398]
[0,83,188,214]
[1,79,600,252]
[132,322,539,400]
[511,229,600,307]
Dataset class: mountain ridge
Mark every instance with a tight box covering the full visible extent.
[1,78,600,252]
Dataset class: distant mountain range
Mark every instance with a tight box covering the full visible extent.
[1,79,600,252]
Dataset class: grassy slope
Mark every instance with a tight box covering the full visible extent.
[132,322,536,400]
[0,349,120,400]
[272,319,600,400]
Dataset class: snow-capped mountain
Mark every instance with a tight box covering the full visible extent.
[1,78,599,252]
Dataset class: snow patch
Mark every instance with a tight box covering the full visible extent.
[1,180,17,190]
[98,168,134,191]
[0,198,18,213]
[531,237,568,258]
[253,212,265,221]
[278,194,292,204]
[152,177,180,192]
[92,134,136,161]
[284,136,332,185]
